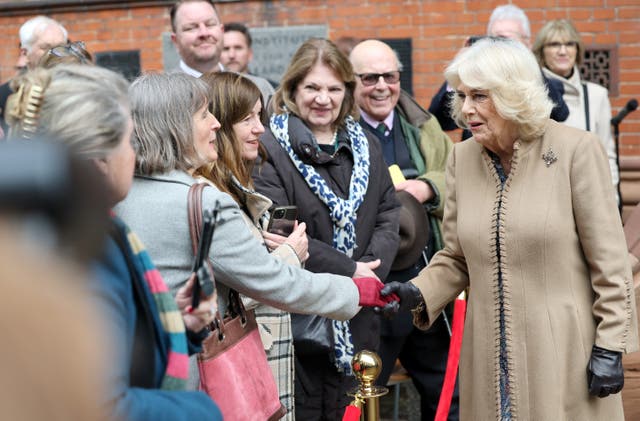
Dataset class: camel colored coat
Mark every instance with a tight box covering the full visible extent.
[412,120,638,420]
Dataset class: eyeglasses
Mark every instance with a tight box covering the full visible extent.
[544,41,578,50]
[355,71,401,86]
[48,41,92,62]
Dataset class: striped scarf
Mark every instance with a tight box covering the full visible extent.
[112,215,190,390]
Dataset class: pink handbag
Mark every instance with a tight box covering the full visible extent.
[188,183,286,421]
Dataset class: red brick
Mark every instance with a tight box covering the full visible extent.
[619,7,640,19]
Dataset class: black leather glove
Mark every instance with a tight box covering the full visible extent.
[587,345,624,398]
[375,281,424,317]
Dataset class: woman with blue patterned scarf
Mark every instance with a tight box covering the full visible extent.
[253,38,401,420]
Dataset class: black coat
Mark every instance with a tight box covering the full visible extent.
[253,115,400,351]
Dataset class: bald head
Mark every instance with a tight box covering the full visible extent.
[350,39,402,73]
[350,39,402,121]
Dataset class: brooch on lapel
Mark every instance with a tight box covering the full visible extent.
[541,147,557,167]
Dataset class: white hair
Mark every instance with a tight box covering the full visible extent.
[487,4,531,39]
[19,16,68,52]
[445,38,552,141]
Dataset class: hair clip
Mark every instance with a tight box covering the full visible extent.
[21,84,44,138]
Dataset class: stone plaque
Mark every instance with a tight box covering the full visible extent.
[163,32,180,72]
[249,25,327,83]
[162,25,327,82]
[95,50,140,81]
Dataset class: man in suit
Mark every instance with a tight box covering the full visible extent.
[350,39,458,421]
[169,0,273,102]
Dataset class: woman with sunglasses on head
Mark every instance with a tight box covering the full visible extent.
[38,41,93,68]
[533,19,618,201]
[252,38,401,420]
[6,64,222,421]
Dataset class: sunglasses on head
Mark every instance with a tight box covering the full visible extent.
[355,71,401,86]
[48,41,92,63]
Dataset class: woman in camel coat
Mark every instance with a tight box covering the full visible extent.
[382,38,638,420]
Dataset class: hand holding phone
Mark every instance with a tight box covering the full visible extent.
[267,206,298,236]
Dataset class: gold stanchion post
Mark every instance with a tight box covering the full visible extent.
[348,350,389,421]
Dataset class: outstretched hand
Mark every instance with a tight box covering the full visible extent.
[353,277,398,307]
[374,281,424,317]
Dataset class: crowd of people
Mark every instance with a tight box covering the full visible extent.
[0,1,637,421]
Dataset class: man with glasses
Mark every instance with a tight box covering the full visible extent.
[350,39,458,421]
[0,16,68,137]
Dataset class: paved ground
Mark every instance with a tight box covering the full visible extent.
[379,379,421,421]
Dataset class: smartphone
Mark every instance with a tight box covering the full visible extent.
[191,209,216,309]
[267,206,298,236]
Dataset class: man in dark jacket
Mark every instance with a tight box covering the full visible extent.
[350,39,458,421]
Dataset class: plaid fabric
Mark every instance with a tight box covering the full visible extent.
[254,307,295,420]
[112,215,189,390]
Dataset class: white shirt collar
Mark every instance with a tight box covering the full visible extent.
[178,60,224,78]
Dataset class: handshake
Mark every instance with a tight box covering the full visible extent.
[353,278,425,316]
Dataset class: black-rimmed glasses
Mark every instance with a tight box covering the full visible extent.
[356,71,401,86]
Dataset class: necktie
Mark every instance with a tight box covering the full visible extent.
[376,122,388,135]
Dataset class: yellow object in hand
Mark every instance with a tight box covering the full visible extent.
[388,164,406,186]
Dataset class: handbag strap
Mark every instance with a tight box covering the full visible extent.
[582,82,590,131]
[186,182,246,325]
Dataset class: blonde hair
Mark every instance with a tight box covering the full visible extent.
[6,65,129,159]
[532,19,584,67]
[445,37,553,141]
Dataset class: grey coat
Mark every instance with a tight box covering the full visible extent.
[115,170,361,320]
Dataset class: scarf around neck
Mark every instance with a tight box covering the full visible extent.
[269,112,370,257]
[111,215,189,390]
[269,112,370,375]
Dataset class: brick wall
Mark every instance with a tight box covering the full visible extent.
[1,0,638,153]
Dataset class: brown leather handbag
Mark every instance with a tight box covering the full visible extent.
[188,182,286,421]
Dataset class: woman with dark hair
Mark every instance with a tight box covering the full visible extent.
[197,71,305,419]
[253,38,400,419]
[117,71,393,403]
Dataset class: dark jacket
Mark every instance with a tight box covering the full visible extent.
[0,80,13,135]
[91,222,221,421]
[253,115,400,351]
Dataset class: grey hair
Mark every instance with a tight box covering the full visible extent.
[445,38,553,141]
[129,72,210,175]
[487,4,531,39]
[19,16,68,51]
[11,64,129,159]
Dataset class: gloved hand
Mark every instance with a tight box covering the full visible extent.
[353,277,399,307]
[375,281,424,317]
[587,345,624,398]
